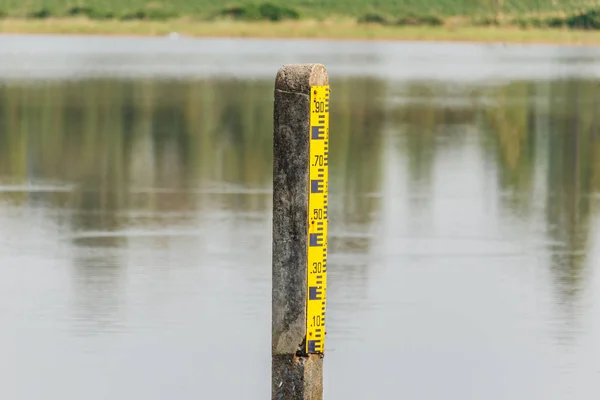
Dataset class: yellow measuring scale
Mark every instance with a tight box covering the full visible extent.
[306,85,330,354]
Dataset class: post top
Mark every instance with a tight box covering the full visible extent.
[275,64,329,95]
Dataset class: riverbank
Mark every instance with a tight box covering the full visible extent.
[2,18,600,45]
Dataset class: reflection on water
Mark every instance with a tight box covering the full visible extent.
[1,52,600,399]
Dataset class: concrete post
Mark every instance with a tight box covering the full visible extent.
[272,64,329,400]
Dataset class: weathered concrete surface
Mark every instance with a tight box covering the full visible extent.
[275,64,329,95]
[272,354,324,400]
[272,64,328,400]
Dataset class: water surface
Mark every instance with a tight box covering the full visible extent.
[1,35,600,400]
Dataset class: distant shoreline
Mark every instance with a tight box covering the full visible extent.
[2,18,600,46]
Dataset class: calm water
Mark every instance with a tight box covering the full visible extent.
[2,35,600,400]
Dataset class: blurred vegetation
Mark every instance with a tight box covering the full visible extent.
[2,0,600,30]
[216,3,300,21]
[0,0,600,29]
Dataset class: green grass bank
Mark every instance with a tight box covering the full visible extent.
[3,0,600,28]
[4,1,600,43]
